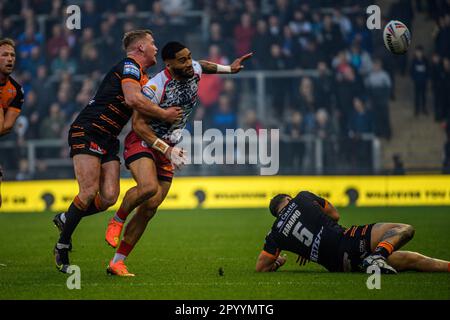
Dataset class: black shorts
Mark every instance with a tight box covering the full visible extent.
[336,223,375,272]
[68,125,120,164]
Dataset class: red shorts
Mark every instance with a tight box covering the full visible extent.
[123,131,174,182]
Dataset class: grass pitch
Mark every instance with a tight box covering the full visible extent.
[0,207,449,300]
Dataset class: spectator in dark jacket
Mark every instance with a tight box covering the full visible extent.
[410,46,429,116]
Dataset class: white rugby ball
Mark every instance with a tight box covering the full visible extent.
[383,20,411,55]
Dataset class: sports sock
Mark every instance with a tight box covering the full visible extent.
[114,207,129,223]
[82,194,103,217]
[112,241,134,263]
[374,241,394,259]
[58,196,87,245]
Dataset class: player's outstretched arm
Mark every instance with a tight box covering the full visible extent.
[256,251,286,272]
[0,109,20,137]
[132,110,187,170]
[122,80,182,124]
[199,52,253,74]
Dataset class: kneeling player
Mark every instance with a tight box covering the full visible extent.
[256,191,450,273]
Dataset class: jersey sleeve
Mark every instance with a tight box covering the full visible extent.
[142,75,164,104]
[262,231,280,259]
[296,191,329,209]
[192,60,202,78]
[8,83,24,112]
[121,59,142,84]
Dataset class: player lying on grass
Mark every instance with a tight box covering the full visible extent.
[104,41,252,276]
[256,191,450,274]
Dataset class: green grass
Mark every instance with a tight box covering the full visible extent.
[0,207,449,300]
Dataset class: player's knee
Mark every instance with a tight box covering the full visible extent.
[101,193,119,210]
[79,187,99,204]
[404,224,415,240]
[138,183,158,200]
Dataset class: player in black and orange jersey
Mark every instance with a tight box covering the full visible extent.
[256,191,450,273]
[53,30,182,273]
[0,38,24,208]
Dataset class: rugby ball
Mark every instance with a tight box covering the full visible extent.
[383,20,411,55]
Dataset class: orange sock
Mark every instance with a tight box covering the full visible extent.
[374,241,394,259]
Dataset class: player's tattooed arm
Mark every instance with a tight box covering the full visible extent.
[198,60,218,74]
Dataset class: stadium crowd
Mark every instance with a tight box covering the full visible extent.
[0,0,449,178]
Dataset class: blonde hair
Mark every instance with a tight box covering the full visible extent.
[122,29,152,51]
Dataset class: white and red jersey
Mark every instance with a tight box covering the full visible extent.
[141,60,202,143]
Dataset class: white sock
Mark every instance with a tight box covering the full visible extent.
[112,253,127,264]
[60,213,66,223]
[56,243,70,249]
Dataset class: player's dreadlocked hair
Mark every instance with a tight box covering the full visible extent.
[269,194,291,217]
[161,41,187,61]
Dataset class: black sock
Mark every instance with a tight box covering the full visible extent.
[58,201,85,245]
[82,200,101,217]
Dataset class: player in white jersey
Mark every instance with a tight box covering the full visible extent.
[105,41,252,276]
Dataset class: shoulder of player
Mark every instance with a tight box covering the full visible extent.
[7,76,23,92]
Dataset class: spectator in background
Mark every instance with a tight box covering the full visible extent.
[430,52,444,121]
[50,46,77,76]
[334,59,363,133]
[16,25,43,62]
[16,159,32,181]
[198,45,226,114]
[56,89,76,118]
[299,40,323,69]
[320,14,345,64]
[289,9,313,49]
[39,103,66,140]
[282,110,304,172]
[332,8,352,41]
[348,15,372,53]
[211,94,237,134]
[434,14,450,59]
[443,125,450,174]
[365,59,392,139]
[79,45,103,75]
[31,65,52,113]
[281,25,301,69]
[234,13,255,57]
[96,20,121,67]
[442,58,450,123]
[46,24,67,60]
[268,15,282,42]
[314,61,334,112]
[347,97,374,173]
[392,154,406,175]
[20,46,44,76]
[267,43,289,111]
[208,22,233,61]
[22,90,43,139]
[345,42,372,77]
[82,0,101,31]
[410,46,429,116]
[242,109,262,133]
[251,19,272,70]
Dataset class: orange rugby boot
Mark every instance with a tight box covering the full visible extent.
[106,260,135,277]
[105,218,124,248]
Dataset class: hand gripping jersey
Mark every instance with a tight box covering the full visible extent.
[141,60,202,143]
[263,191,347,271]
[72,57,149,137]
[0,76,24,114]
